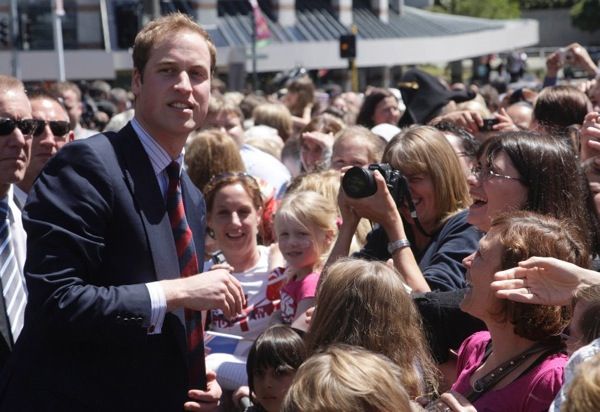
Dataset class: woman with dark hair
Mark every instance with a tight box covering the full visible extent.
[469,131,599,252]
[432,211,588,411]
[356,88,402,129]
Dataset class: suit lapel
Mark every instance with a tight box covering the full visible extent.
[107,125,193,367]
[110,124,180,283]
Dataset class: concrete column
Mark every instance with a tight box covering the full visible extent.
[76,0,102,49]
[382,65,391,88]
[274,0,295,27]
[188,0,218,26]
[371,0,388,23]
[332,0,352,28]
[390,0,404,16]
[228,46,246,91]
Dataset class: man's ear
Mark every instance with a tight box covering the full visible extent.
[67,131,75,142]
[131,68,142,98]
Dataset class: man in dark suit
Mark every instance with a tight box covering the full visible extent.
[0,75,33,370]
[0,13,245,412]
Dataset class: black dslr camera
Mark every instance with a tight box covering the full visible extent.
[341,163,408,206]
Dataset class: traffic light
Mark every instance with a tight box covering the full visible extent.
[339,34,356,59]
[0,18,8,47]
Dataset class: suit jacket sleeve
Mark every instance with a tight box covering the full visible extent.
[23,137,153,345]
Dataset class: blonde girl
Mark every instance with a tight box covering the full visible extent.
[274,190,337,324]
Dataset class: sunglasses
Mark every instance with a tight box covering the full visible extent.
[0,117,39,136]
[31,120,71,137]
[207,172,257,186]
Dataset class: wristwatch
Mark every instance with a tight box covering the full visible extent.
[387,238,411,255]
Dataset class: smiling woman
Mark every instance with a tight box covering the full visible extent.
[328,125,481,293]
[202,173,286,390]
[433,211,589,412]
[416,131,600,370]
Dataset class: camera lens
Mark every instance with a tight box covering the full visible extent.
[341,167,377,198]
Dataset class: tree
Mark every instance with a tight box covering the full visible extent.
[570,0,600,33]
[431,0,521,19]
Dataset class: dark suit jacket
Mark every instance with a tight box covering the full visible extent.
[0,124,206,411]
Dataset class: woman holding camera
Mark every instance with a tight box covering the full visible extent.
[327,125,481,293]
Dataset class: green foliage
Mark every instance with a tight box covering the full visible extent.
[430,0,521,19]
[570,0,600,32]
[520,0,576,9]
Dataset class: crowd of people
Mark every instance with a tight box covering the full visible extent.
[1,10,600,412]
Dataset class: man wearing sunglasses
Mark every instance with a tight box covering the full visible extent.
[13,92,74,207]
[0,75,32,371]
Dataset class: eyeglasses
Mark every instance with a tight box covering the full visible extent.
[0,117,39,136]
[470,165,523,182]
[31,119,70,137]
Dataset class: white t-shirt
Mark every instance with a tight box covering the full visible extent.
[203,245,284,341]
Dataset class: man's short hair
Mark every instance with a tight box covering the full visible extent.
[50,81,82,101]
[28,90,69,118]
[132,12,217,79]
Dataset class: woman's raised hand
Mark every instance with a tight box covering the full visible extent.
[491,257,600,306]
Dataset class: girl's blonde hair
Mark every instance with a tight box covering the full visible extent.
[274,190,338,267]
[281,344,413,412]
[305,258,439,399]
[286,170,369,251]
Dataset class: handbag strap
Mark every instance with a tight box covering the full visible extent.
[465,336,563,403]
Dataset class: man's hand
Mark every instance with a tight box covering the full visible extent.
[162,268,245,318]
[184,370,222,412]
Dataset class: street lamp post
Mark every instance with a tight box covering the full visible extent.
[53,0,66,81]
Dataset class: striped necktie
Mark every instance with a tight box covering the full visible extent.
[165,162,207,390]
[0,199,26,343]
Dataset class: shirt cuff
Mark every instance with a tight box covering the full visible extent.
[145,282,167,335]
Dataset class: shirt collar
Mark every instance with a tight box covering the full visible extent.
[130,117,184,175]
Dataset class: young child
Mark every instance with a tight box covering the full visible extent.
[244,324,307,412]
[273,190,338,325]
[550,284,600,412]
[281,344,413,412]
